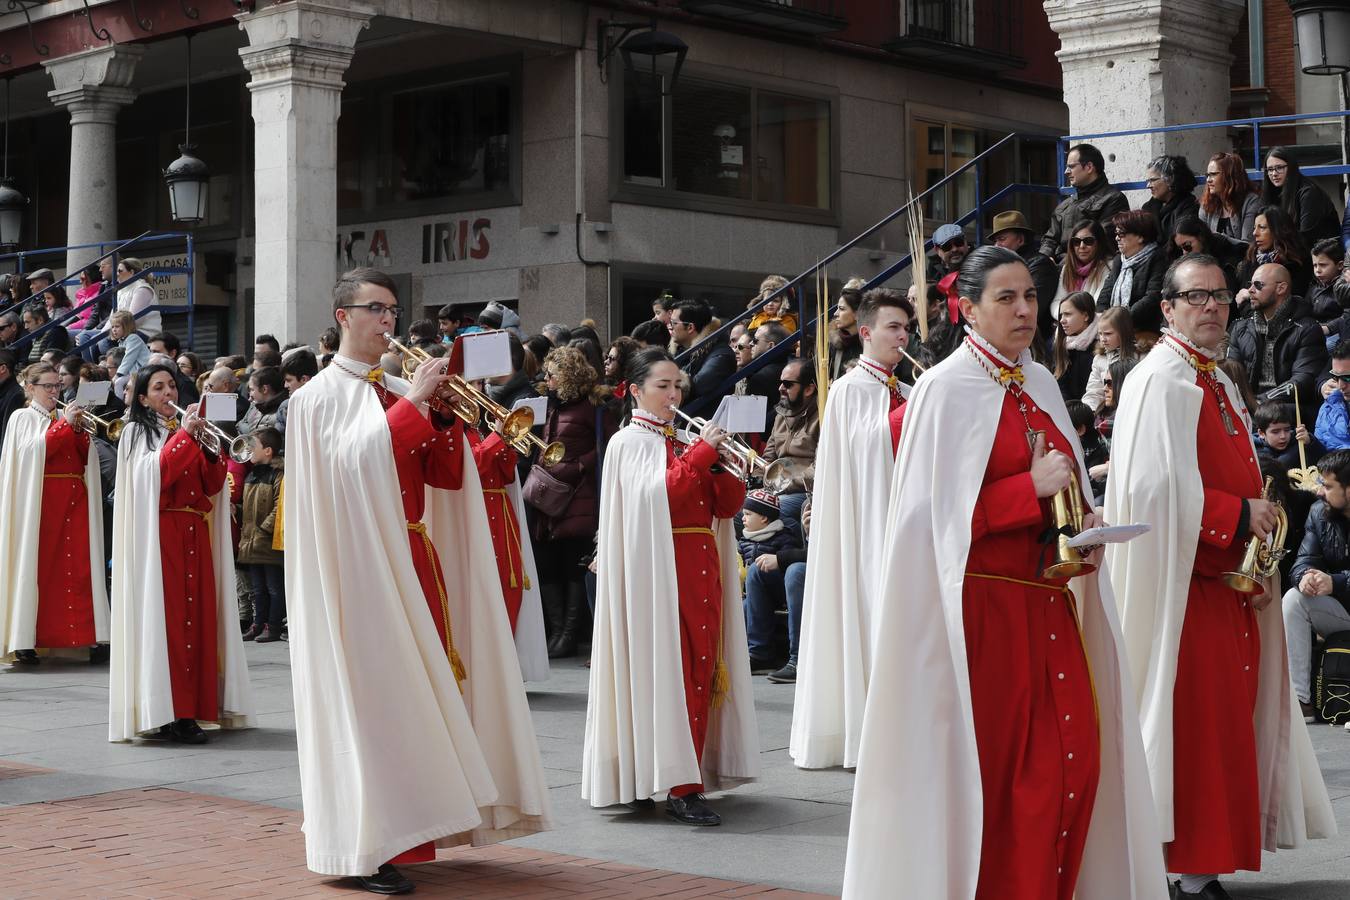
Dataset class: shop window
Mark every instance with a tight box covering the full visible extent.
[620,71,833,215]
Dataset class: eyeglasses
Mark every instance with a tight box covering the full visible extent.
[1065,161,1086,170]
[1204,171,1220,180]
[340,302,401,319]
[779,379,801,387]
[1102,379,1113,387]
[939,239,967,251]
[1166,288,1236,306]
[31,382,60,391]
[670,320,692,329]
[1176,242,1196,253]
[1069,236,1096,247]
[1145,176,1163,185]
[1329,372,1350,383]
[1249,280,1266,291]
[1265,164,1289,175]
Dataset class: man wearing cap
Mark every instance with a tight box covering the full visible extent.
[25,269,54,298]
[925,224,968,284]
[991,210,1060,347]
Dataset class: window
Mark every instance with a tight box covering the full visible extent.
[911,119,1056,232]
[619,71,833,216]
[338,65,519,218]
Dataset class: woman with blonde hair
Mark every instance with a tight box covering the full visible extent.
[746,274,799,332]
[1082,306,1137,410]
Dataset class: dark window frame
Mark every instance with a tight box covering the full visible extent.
[337,56,522,226]
[610,66,840,227]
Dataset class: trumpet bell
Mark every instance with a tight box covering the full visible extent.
[1041,471,1097,580]
[499,406,535,441]
[1220,477,1287,595]
[1043,546,1096,579]
[228,435,253,465]
[538,439,565,467]
[761,459,793,493]
[105,419,124,442]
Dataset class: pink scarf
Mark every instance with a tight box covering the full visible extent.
[1070,260,1097,291]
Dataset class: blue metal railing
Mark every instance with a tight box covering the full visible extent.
[1,231,198,350]
[683,107,1350,414]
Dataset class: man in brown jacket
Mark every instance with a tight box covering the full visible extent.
[761,357,818,538]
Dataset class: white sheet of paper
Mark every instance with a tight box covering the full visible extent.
[708,395,767,434]
[1066,523,1151,548]
[461,331,513,380]
[511,396,548,428]
[202,392,238,422]
[73,381,111,407]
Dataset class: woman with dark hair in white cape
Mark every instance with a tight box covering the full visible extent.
[844,246,1165,899]
[583,347,758,826]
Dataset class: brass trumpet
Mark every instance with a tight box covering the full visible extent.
[55,400,124,442]
[170,403,252,464]
[667,405,792,492]
[384,332,564,465]
[1223,476,1288,594]
[1042,469,1097,579]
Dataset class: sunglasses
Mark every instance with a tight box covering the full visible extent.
[779,379,801,387]
[939,239,967,251]
[1069,236,1096,247]
[1329,372,1350,383]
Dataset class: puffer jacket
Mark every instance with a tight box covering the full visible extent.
[1290,499,1350,613]
[237,459,283,565]
[531,390,617,541]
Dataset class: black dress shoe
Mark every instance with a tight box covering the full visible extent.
[627,797,655,811]
[748,656,778,675]
[1171,879,1233,899]
[13,649,39,666]
[163,718,208,745]
[89,644,109,665]
[666,793,721,826]
[355,863,415,895]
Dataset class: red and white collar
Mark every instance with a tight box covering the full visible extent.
[630,409,675,438]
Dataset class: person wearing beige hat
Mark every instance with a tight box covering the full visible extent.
[989,210,1059,350]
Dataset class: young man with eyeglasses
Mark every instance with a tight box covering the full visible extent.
[1228,262,1328,427]
[1106,254,1334,899]
[284,267,552,893]
[1039,142,1130,261]
[668,298,735,405]
[1315,341,1350,450]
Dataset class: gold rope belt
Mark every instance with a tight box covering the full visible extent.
[408,521,467,691]
[43,473,85,481]
[481,488,529,590]
[965,570,1100,728]
[672,526,716,538]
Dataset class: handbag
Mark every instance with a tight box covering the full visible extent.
[522,406,576,518]
[1315,630,1350,724]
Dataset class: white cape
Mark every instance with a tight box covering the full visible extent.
[109,422,253,741]
[582,425,759,806]
[424,444,554,838]
[285,364,544,876]
[1105,341,1335,850]
[843,344,1166,900]
[508,478,549,681]
[0,406,108,657]
[789,363,896,769]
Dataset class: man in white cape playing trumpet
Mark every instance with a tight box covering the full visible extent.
[285,268,550,895]
[844,246,1166,900]
[1106,253,1335,900]
[789,287,912,770]
[0,362,108,664]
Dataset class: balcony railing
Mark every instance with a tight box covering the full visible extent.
[679,0,848,35]
[885,0,1025,71]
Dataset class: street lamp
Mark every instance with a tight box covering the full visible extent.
[1288,1,1350,75]
[0,79,26,250]
[163,34,209,224]
[597,20,688,94]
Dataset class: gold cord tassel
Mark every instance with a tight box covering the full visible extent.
[710,657,730,710]
[448,647,468,691]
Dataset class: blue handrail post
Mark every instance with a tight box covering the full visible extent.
[1056,139,1067,194]
[974,160,985,245]
[186,232,196,350]
[1253,120,1262,170]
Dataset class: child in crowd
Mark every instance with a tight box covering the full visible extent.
[1254,401,1319,468]
[239,428,285,643]
[1307,238,1350,349]
[1082,306,1136,411]
[738,489,799,570]
[1066,399,1109,503]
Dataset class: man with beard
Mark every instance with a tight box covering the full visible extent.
[926,223,969,283]
[760,357,819,537]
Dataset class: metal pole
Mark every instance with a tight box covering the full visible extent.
[186,231,196,350]
[974,160,984,245]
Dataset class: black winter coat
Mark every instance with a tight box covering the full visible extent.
[738,525,800,568]
[1039,175,1130,260]
[1226,297,1328,425]
[1290,500,1350,613]
[1143,191,1200,247]
[532,394,616,541]
[1097,249,1169,333]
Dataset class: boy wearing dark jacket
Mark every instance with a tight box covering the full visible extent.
[740,489,802,677]
[239,428,285,643]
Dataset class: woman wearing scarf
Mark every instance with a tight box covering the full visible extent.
[109,363,253,745]
[583,347,758,826]
[1053,291,1098,401]
[0,363,108,666]
[1052,219,1112,322]
[1098,209,1169,344]
[1235,205,1311,301]
[843,246,1164,899]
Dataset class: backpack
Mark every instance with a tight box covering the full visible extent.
[1315,630,1350,725]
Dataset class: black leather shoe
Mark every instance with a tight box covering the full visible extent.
[89,645,109,665]
[13,649,39,666]
[627,797,655,811]
[748,656,778,675]
[355,864,415,895]
[165,718,208,745]
[1171,879,1233,899]
[666,793,721,826]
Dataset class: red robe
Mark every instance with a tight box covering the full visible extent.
[963,393,1100,900]
[158,429,227,722]
[1167,372,1264,875]
[34,418,98,648]
[665,439,745,795]
[467,430,525,631]
[380,393,464,868]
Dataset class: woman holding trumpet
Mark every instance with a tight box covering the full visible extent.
[583,347,758,827]
[843,247,1163,899]
[0,362,109,666]
[109,363,253,745]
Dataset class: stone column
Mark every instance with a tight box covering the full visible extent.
[44,44,146,274]
[1044,0,1246,187]
[238,1,372,345]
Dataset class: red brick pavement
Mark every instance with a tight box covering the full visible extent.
[0,788,834,899]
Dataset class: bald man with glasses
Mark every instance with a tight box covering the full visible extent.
[1229,262,1328,426]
